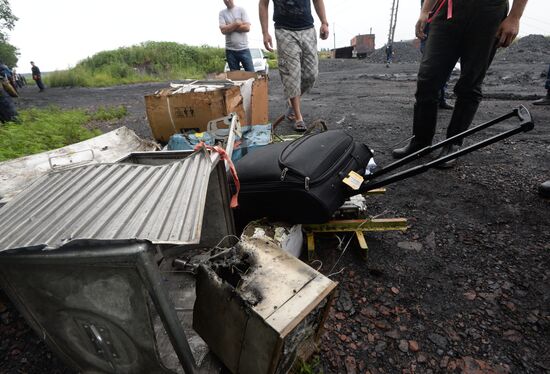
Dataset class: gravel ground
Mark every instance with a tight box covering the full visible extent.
[3,56,550,373]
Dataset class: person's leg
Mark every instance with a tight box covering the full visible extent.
[275,28,306,130]
[226,49,241,71]
[37,79,45,91]
[445,0,508,143]
[298,28,318,99]
[392,5,460,159]
[533,63,550,105]
[238,49,255,72]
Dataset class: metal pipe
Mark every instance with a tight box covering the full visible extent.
[368,107,522,180]
[137,246,197,374]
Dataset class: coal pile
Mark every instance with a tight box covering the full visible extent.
[494,34,550,64]
[365,40,422,64]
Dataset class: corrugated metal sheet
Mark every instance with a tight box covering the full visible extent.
[0,150,214,252]
[0,126,158,205]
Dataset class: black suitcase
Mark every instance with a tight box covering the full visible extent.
[234,130,373,224]
[233,106,534,224]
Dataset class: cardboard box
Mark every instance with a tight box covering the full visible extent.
[145,72,268,143]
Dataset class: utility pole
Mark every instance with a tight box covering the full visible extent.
[333,22,336,50]
[387,0,400,47]
[391,0,400,44]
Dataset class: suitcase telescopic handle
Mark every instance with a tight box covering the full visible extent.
[359,105,535,193]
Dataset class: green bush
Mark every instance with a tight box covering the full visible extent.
[46,42,227,88]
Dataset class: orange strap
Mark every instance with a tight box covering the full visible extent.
[428,0,453,23]
[194,142,240,208]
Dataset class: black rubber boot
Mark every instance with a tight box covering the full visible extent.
[539,180,550,198]
[392,103,437,159]
[445,98,480,144]
[435,143,461,169]
[392,138,430,159]
[439,100,454,110]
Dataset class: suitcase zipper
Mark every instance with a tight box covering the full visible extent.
[280,142,356,186]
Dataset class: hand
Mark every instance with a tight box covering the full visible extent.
[496,16,520,48]
[415,11,430,40]
[263,33,274,52]
[320,23,329,40]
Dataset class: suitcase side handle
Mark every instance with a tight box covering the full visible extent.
[359,105,535,193]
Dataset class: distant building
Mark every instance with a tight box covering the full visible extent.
[330,46,354,59]
[351,34,375,58]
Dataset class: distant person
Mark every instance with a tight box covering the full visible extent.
[532,63,550,106]
[420,0,453,110]
[219,0,254,72]
[392,0,528,169]
[385,44,393,66]
[259,0,329,131]
[10,68,19,91]
[0,62,18,97]
[30,61,45,92]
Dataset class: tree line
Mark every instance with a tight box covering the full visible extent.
[0,0,17,67]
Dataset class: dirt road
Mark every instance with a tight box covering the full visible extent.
[4,59,550,373]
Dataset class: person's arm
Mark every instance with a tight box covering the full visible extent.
[235,8,251,33]
[219,10,244,35]
[220,22,243,34]
[497,0,528,47]
[312,0,329,40]
[259,0,273,51]
[416,0,436,39]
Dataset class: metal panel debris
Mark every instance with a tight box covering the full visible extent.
[0,150,214,251]
[0,126,158,205]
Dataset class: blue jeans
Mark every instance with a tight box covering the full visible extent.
[226,49,254,72]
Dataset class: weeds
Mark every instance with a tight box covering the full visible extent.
[0,107,112,162]
[89,105,128,121]
[297,356,323,374]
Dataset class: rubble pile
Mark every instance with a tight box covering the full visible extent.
[365,40,421,64]
[494,34,550,63]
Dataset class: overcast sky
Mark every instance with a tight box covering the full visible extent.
[9,0,550,74]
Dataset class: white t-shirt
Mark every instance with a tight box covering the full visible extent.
[219,6,250,51]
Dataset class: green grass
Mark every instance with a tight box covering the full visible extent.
[89,105,128,121]
[0,107,117,162]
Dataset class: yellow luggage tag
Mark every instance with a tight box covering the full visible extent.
[342,170,364,190]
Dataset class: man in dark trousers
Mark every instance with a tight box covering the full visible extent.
[392,0,528,168]
[259,0,329,131]
[30,61,45,92]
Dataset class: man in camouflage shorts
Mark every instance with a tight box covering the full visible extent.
[259,0,329,131]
